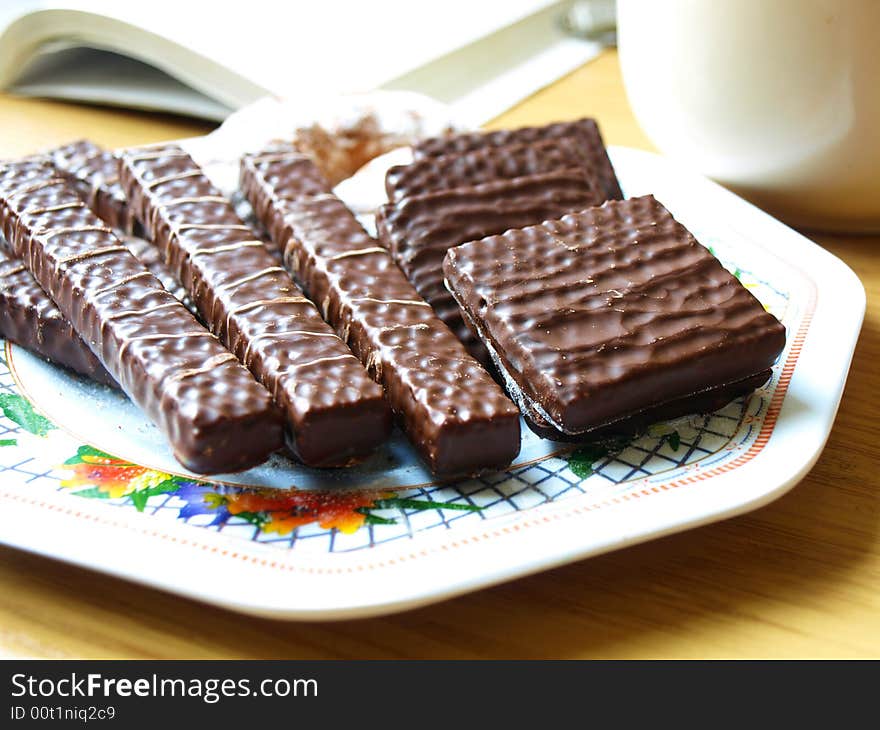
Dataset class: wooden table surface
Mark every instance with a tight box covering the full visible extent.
[0,50,877,659]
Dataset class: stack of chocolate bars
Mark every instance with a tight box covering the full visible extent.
[377,120,620,364]
[380,119,785,441]
[0,118,785,478]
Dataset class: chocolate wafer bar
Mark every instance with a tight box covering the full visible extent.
[443,195,787,438]
[119,144,391,467]
[387,137,591,202]
[376,171,605,361]
[0,144,192,385]
[240,146,521,475]
[413,118,623,203]
[118,233,193,309]
[0,158,284,473]
[0,241,115,385]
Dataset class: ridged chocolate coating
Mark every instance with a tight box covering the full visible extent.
[0,158,284,473]
[51,140,132,232]
[375,171,604,361]
[387,137,593,202]
[119,144,391,467]
[240,146,521,475]
[118,233,193,310]
[413,118,623,203]
[444,195,787,435]
[0,241,115,385]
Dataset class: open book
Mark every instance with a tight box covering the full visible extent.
[0,0,600,124]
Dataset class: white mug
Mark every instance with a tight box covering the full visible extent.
[617,0,880,231]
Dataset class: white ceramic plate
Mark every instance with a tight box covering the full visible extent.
[0,145,864,619]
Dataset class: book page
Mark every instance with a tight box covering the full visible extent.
[38,0,571,97]
[10,45,232,120]
[1,0,600,123]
